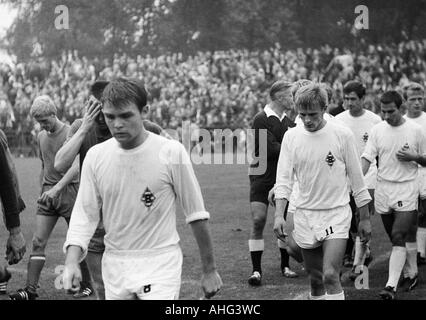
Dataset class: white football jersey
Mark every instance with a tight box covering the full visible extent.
[275,121,371,210]
[64,133,209,258]
[362,120,426,183]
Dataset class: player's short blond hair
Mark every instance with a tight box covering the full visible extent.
[295,83,328,111]
[291,79,313,100]
[30,95,57,118]
[404,82,425,100]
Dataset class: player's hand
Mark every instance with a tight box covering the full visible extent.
[273,215,288,242]
[268,189,276,207]
[201,270,222,299]
[62,263,82,294]
[358,219,372,244]
[5,228,26,265]
[396,148,418,162]
[38,186,61,208]
[81,96,102,133]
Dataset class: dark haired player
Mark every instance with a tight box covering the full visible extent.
[362,91,426,300]
[62,78,222,300]
[336,81,381,277]
[54,80,164,299]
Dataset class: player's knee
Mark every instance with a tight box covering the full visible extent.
[323,268,340,287]
[390,231,406,247]
[32,236,47,253]
[287,241,303,263]
[308,269,323,288]
[252,215,267,232]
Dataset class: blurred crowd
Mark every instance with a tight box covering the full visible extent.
[0,39,425,154]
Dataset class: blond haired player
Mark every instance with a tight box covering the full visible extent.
[274,84,372,300]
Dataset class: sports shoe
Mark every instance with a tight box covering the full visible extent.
[0,268,11,294]
[400,275,418,292]
[282,267,298,278]
[343,254,353,268]
[73,286,94,298]
[417,253,426,266]
[248,271,262,286]
[9,288,38,300]
[379,286,396,300]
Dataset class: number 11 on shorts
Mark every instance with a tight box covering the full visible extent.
[325,226,334,237]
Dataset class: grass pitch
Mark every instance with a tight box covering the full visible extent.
[0,157,425,300]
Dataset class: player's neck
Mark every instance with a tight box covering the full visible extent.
[119,128,150,150]
[49,119,63,134]
[349,108,365,118]
[391,117,406,127]
[407,111,422,119]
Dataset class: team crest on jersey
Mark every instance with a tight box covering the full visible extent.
[363,132,369,143]
[325,151,336,167]
[141,187,156,208]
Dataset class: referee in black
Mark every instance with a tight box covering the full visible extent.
[248,80,297,286]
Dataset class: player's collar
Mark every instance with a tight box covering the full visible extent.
[264,104,287,121]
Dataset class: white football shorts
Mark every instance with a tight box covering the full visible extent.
[292,204,352,249]
[375,179,418,214]
[102,244,182,300]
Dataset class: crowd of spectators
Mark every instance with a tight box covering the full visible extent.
[0,39,425,154]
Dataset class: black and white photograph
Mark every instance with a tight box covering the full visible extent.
[0,0,425,307]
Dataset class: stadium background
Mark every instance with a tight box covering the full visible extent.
[0,0,425,300]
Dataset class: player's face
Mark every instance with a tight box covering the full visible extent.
[298,105,326,132]
[381,102,402,126]
[103,101,145,149]
[343,92,363,113]
[406,91,424,117]
[34,114,56,133]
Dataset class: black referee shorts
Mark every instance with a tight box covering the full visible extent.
[249,176,274,206]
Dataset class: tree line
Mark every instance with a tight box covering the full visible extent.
[3,0,426,60]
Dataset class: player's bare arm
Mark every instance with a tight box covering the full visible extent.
[63,245,83,293]
[273,198,289,241]
[268,187,276,207]
[357,204,372,243]
[54,99,101,173]
[190,219,223,299]
[6,226,26,265]
[39,159,79,207]
[396,148,426,167]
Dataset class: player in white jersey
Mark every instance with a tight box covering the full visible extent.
[269,81,337,266]
[274,84,372,300]
[336,81,382,279]
[403,83,426,266]
[362,90,426,300]
[62,78,222,300]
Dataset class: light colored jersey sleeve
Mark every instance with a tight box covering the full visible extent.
[361,125,378,163]
[418,128,426,157]
[274,133,294,200]
[344,130,371,208]
[63,148,101,261]
[168,142,210,224]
